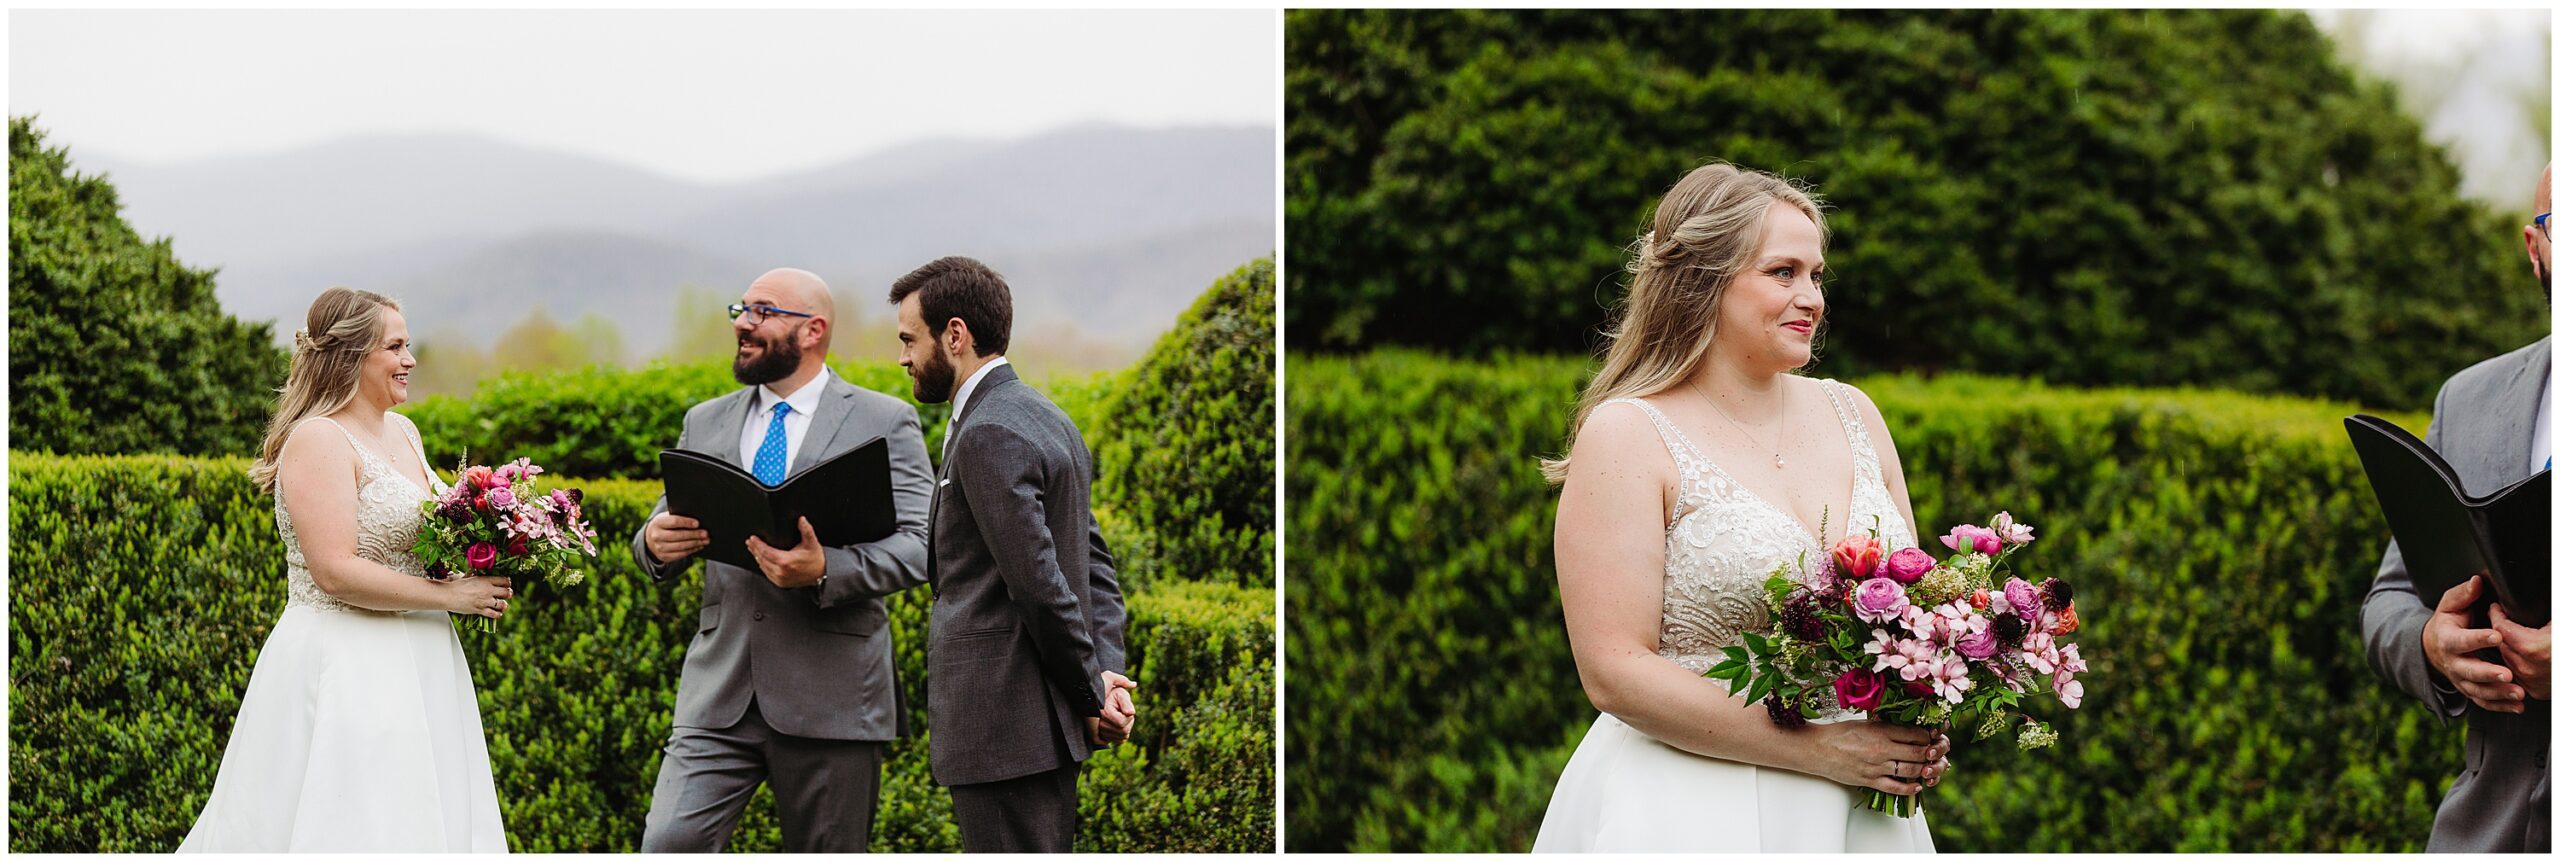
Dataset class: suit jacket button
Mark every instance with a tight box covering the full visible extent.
[753,611,766,621]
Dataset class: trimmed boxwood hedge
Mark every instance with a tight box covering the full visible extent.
[1096,258,1278,589]
[1285,349,2456,852]
[8,454,1273,852]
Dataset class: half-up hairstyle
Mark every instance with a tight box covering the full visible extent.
[1540,163,1826,484]
[249,287,400,493]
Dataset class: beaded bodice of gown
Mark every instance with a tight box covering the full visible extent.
[277,416,449,613]
[1609,379,1913,685]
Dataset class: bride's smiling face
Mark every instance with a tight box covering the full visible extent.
[1713,202,1826,373]
[354,309,416,408]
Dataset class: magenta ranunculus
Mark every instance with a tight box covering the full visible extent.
[1834,668,1886,711]
[2002,578,2041,622]
[1956,629,2002,659]
[1941,524,2002,556]
[1881,547,1935,584]
[1852,577,1909,623]
[466,542,499,571]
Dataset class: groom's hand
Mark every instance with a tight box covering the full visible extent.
[2424,575,2527,713]
[644,513,708,563]
[2488,603,2551,701]
[1098,671,1138,744]
[745,517,826,589]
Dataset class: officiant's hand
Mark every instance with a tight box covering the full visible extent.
[2488,603,2551,701]
[644,513,708,563]
[745,517,826,589]
[2424,576,2528,713]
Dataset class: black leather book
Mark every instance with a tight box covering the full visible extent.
[660,438,897,573]
[2345,415,2549,628]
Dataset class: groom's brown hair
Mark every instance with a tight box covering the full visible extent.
[888,256,1013,357]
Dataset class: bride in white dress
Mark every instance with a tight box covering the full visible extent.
[179,288,514,852]
[1536,163,1948,852]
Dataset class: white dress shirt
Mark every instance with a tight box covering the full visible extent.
[740,365,834,476]
[2533,367,2552,473]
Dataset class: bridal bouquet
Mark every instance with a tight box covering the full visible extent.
[1706,512,2087,818]
[413,456,600,632]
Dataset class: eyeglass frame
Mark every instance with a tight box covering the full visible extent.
[727,303,818,326]
[2535,212,2551,240]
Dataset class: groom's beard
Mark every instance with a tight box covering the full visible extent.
[732,327,803,386]
[910,346,957,404]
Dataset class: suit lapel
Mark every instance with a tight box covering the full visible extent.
[2461,338,2551,492]
[930,363,1020,588]
[712,387,755,469]
[788,374,857,479]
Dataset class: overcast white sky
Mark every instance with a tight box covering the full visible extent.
[8,9,1278,184]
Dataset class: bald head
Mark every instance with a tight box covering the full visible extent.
[748,267,835,352]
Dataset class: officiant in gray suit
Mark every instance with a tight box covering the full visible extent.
[2360,165,2552,853]
[631,267,934,853]
[890,256,1137,853]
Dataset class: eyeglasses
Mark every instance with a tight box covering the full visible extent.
[2536,212,2551,240]
[728,303,816,326]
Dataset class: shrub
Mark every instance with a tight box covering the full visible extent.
[1096,258,1277,588]
[1284,10,2542,410]
[8,116,285,456]
[1285,349,2456,851]
[400,358,1120,481]
[7,454,1272,852]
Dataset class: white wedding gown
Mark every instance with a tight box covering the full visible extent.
[1534,382,1934,852]
[179,416,507,852]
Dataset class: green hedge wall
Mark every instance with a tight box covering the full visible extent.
[8,455,1273,852]
[1285,349,2456,852]
[399,358,1118,482]
[1096,258,1277,589]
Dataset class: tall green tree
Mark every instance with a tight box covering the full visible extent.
[10,116,285,455]
[1286,9,2546,410]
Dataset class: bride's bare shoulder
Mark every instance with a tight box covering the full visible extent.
[1565,399,1673,480]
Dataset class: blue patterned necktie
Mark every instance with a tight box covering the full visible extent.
[752,401,793,486]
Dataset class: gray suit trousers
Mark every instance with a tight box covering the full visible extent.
[641,701,888,853]
[949,762,1080,853]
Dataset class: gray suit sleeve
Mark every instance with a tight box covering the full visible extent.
[1085,516,1129,675]
[810,402,933,608]
[2359,387,2466,723]
[951,421,1107,717]
[632,414,699,582]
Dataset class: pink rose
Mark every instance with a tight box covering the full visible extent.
[1833,668,1886,712]
[2003,578,2041,623]
[486,486,516,510]
[1831,534,1885,580]
[1956,629,2002,659]
[1852,577,1909,623]
[466,542,499,571]
[1941,525,2001,556]
[1989,511,2035,548]
[462,465,497,490]
[1881,547,1935,584]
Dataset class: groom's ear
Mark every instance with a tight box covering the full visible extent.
[943,317,974,356]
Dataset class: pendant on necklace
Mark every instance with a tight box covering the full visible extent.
[1774,453,1786,469]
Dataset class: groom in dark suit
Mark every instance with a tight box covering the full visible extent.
[631,268,935,852]
[889,256,1136,852]
[2360,165,2552,853]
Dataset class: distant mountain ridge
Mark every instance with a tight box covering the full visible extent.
[85,123,1275,361]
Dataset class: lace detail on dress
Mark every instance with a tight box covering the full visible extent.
[278,416,448,614]
[1605,381,1913,717]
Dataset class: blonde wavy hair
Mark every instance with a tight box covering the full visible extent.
[1540,163,1827,484]
[249,287,401,493]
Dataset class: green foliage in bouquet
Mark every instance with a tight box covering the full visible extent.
[1095,258,1277,589]
[1286,349,2453,851]
[1285,9,2539,410]
[8,117,286,457]
[7,454,1273,852]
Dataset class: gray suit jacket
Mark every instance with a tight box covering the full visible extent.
[631,372,934,742]
[2361,336,2551,853]
[925,363,1129,786]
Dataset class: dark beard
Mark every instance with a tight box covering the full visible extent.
[910,345,957,404]
[732,327,803,386]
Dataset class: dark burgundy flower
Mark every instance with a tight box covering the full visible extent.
[1766,695,1808,729]
[2042,578,2075,611]
[1783,595,1827,641]
[1993,612,2028,647]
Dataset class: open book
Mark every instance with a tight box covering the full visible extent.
[2344,415,2549,628]
[660,438,898,573]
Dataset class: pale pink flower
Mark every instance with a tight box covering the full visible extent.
[1941,524,2002,556]
[2019,632,2059,674]
[1853,577,1909,623]
[2053,670,2084,709]
[1988,511,2036,548]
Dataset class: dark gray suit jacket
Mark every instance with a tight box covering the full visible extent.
[631,372,935,742]
[2361,336,2551,853]
[926,363,1129,786]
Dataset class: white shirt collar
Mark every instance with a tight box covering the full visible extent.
[951,356,1011,422]
[758,364,834,418]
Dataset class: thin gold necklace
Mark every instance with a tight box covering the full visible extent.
[1692,378,1788,469]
